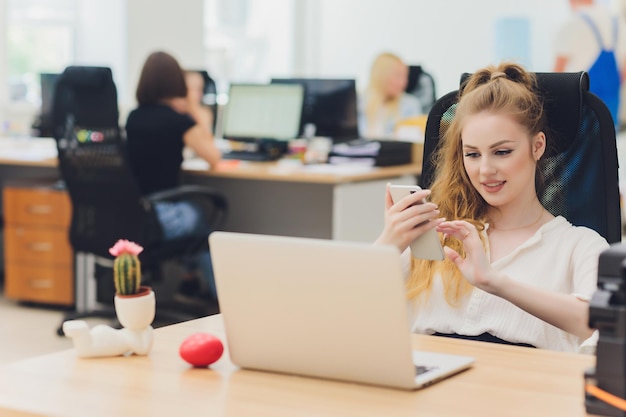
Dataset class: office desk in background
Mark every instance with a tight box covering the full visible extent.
[0,137,420,243]
[182,158,418,241]
[0,314,601,417]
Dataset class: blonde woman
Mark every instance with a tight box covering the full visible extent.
[376,62,609,353]
[358,52,422,138]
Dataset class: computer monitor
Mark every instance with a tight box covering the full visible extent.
[270,78,358,142]
[222,83,304,142]
[37,73,61,137]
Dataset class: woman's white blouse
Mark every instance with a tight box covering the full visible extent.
[405,216,609,353]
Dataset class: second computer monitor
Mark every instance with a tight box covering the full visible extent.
[222,83,304,142]
[271,78,358,142]
[38,72,61,137]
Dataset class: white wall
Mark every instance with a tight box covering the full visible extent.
[298,0,570,95]
[126,0,205,109]
[3,0,626,131]
[0,1,6,115]
[0,0,128,136]
[204,0,295,86]
[75,0,127,103]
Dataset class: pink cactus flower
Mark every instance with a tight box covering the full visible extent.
[109,239,144,257]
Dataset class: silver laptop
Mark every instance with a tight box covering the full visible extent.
[209,232,475,390]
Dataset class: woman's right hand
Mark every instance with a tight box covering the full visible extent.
[168,97,189,114]
[374,184,444,252]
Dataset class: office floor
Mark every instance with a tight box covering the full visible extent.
[2,131,626,366]
[0,294,76,365]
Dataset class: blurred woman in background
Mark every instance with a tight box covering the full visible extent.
[125,51,221,302]
[358,52,422,139]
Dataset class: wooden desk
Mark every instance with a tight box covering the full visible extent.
[0,138,420,242]
[0,314,600,417]
[183,160,418,242]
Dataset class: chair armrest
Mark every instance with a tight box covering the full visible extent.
[145,185,228,212]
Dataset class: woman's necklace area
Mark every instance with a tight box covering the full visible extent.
[490,208,546,232]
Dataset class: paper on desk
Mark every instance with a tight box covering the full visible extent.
[327,156,376,166]
[182,158,210,170]
[331,141,381,156]
[2,148,58,161]
[300,163,375,175]
[0,138,58,161]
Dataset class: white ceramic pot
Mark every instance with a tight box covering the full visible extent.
[114,286,156,331]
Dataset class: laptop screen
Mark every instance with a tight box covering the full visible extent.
[222,83,304,141]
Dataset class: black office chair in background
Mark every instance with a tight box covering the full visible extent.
[405,65,437,115]
[195,69,219,134]
[52,66,228,335]
[421,71,621,244]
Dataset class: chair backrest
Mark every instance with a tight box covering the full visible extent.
[55,66,229,263]
[421,71,621,244]
[195,69,218,133]
[405,65,437,115]
[52,66,161,258]
[56,128,162,258]
[51,66,119,141]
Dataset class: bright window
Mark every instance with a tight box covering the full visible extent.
[203,0,294,92]
[7,0,77,104]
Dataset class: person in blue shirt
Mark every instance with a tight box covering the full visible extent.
[358,52,422,139]
[553,0,626,127]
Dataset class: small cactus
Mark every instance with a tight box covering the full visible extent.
[109,239,144,296]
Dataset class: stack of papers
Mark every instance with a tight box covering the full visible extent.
[329,140,380,166]
[0,138,58,161]
[182,158,210,170]
[331,140,381,157]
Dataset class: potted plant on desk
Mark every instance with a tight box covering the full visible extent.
[111,239,156,332]
[63,239,156,358]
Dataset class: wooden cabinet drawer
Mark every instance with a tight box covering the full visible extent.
[4,226,73,267]
[4,263,74,306]
[3,183,75,306]
[3,186,71,228]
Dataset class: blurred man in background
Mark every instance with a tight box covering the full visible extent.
[553,0,626,128]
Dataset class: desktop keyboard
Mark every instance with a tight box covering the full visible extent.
[222,150,276,161]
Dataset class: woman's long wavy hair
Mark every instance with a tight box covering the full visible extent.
[406,62,547,304]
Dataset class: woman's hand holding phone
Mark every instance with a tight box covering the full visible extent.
[379,184,445,260]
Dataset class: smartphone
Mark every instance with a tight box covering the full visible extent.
[388,185,445,261]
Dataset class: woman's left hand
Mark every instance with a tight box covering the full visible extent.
[436,220,505,294]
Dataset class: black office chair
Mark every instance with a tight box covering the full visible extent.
[406,65,437,115]
[193,69,218,134]
[51,67,119,141]
[421,71,621,244]
[52,66,228,335]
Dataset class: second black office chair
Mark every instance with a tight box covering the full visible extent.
[191,69,218,134]
[421,71,621,244]
[52,66,228,335]
[406,65,437,115]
